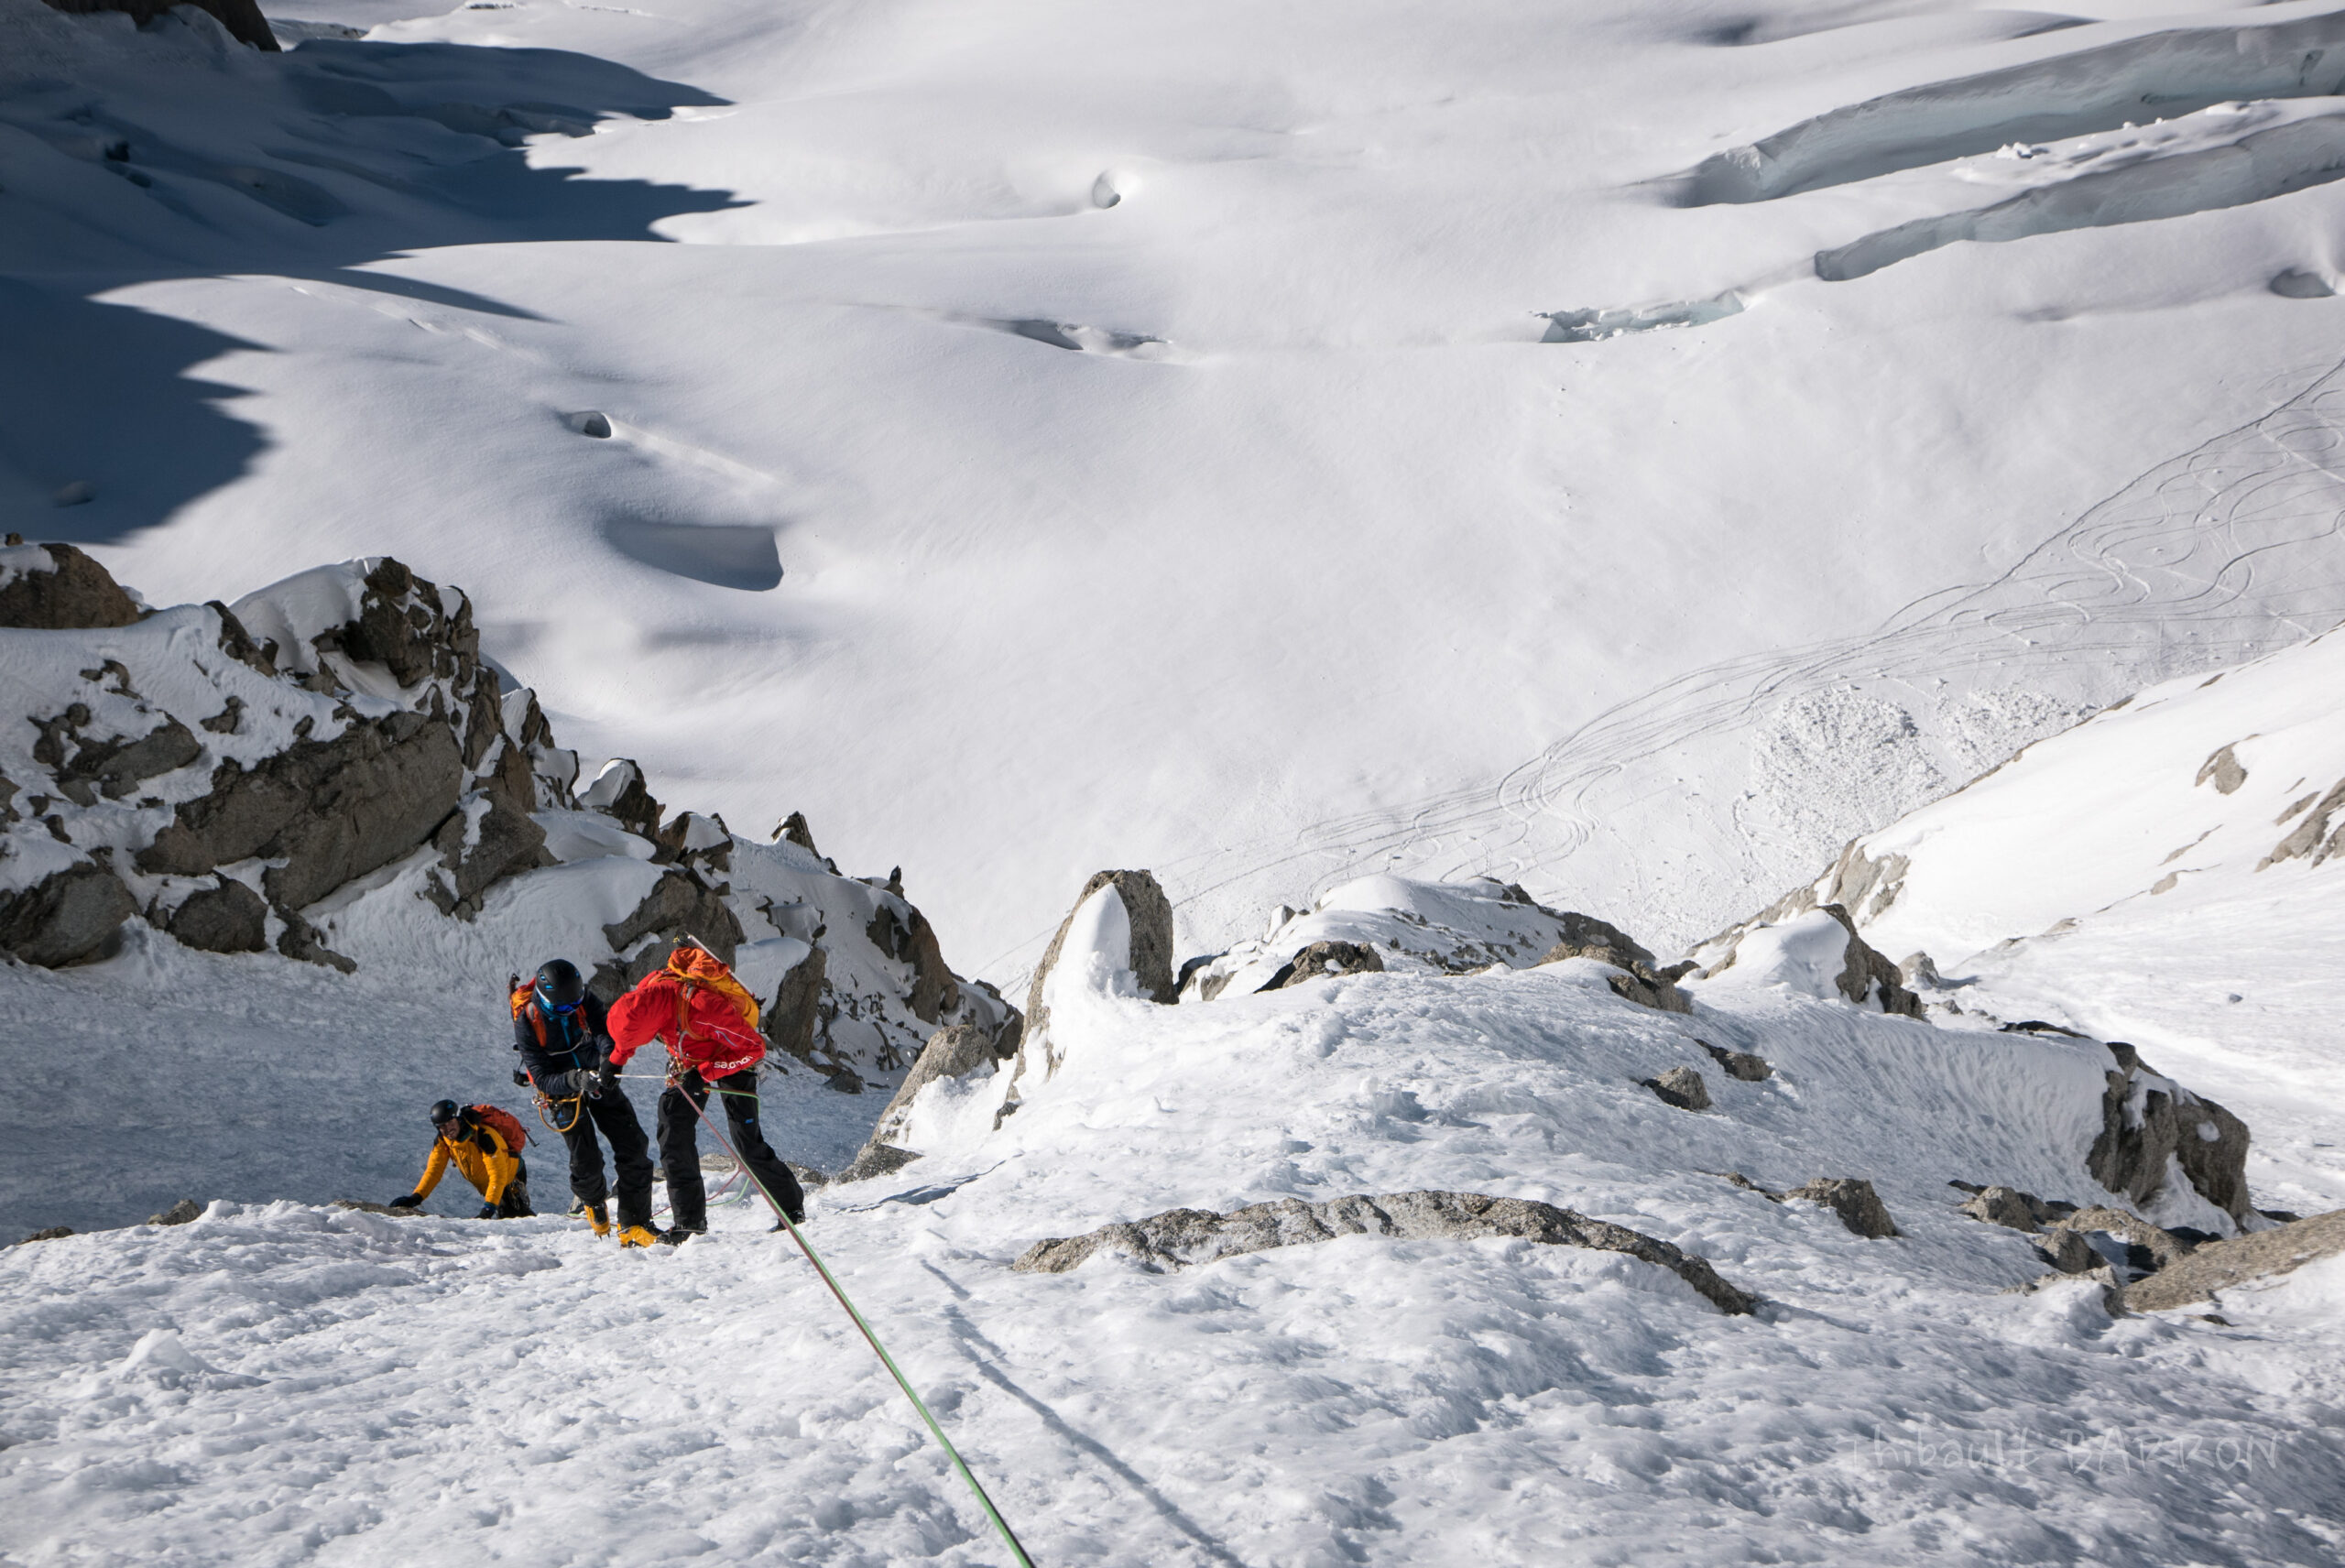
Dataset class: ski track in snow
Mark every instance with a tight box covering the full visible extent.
[1144,351,2345,972]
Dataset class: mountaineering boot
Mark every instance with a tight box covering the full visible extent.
[617,1225,661,1248]
[658,1225,703,1247]
[586,1201,610,1237]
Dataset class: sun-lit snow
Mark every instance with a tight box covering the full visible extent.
[7,0,2345,1562]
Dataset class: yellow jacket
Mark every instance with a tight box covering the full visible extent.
[412,1122,522,1205]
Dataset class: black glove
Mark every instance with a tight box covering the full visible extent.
[388,1193,422,1210]
[553,1068,601,1099]
[476,1203,499,1220]
[512,1069,531,1088]
[597,1062,620,1095]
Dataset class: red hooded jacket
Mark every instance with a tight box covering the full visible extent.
[607,970,767,1080]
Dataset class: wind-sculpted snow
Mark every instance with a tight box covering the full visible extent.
[1767,619,2345,1225]
[7,918,2344,1563]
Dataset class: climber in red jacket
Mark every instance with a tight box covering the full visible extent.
[607,947,805,1243]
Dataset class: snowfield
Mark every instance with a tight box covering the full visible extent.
[8,948,2345,1567]
[8,0,2345,1562]
[14,0,2345,958]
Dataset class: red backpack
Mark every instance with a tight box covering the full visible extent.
[468,1103,529,1152]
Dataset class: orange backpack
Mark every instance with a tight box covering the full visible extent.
[667,942,760,1033]
[508,979,547,1045]
[468,1103,529,1153]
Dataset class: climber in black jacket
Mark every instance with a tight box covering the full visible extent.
[512,959,658,1246]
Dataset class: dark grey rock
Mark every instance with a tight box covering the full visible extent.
[148,1199,202,1225]
[17,1226,74,1244]
[1788,1177,1900,1238]
[1961,1185,2045,1232]
[2035,1227,2100,1274]
[2050,1204,2197,1275]
[2087,1044,2252,1225]
[1012,1190,1760,1315]
[763,944,826,1063]
[167,877,267,953]
[0,542,140,628]
[1532,911,1657,973]
[0,861,136,966]
[823,1063,865,1094]
[276,908,356,974]
[774,811,820,855]
[1268,940,1385,989]
[834,1144,922,1184]
[586,758,665,844]
[54,718,201,803]
[595,868,744,994]
[1698,1040,1772,1081]
[136,712,464,911]
[2121,1208,2345,1311]
[1017,869,1176,1082]
[859,1021,1017,1158]
[1537,916,1690,1010]
[1644,1065,1711,1111]
[40,0,278,49]
[1607,969,1692,1013]
[1815,904,1924,1018]
[865,896,962,1023]
[2195,743,2248,795]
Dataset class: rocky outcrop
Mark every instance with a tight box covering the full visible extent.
[138,711,464,911]
[857,1022,1018,1157]
[147,1199,202,1225]
[1960,1185,2055,1232]
[1643,1065,1711,1111]
[594,869,745,997]
[582,759,665,845]
[1815,904,1924,1018]
[39,0,279,49]
[2259,776,2345,870]
[2088,1042,2252,1225]
[164,877,267,954]
[2122,1209,2345,1312]
[0,542,140,630]
[1535,911,1658,973]
[1011,1191,1761,1314]
[44,716,200,807]
[0,861,137,965]
[1018,869,1176,1082]
[1267,940,1385,989]
[1538,914,1693,1011]
[1699,1041,1772,1081]
[1789,1178,1900,1238]
[2052,1203,2198,1275]
[834,1143,922,1184]
[764,944,827,1063]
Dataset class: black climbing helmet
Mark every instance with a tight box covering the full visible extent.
[534,958,586,1014]
[430,1099,461,1130]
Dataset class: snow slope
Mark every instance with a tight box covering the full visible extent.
[1752,619,2345,1215]
[14,0,2345,965]
[6,894,2342,1566]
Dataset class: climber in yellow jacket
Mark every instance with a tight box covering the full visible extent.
[388,1100,535,1218]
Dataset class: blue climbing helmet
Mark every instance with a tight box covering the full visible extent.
[534,959,586,1014]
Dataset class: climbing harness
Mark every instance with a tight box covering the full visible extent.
[533,1092,585,1136]
[630,1066,1036,1568]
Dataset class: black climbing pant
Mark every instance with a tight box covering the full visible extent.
[657,1067,803,1232]
[560,1089,655,1230]
[496,1163,534,1218]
